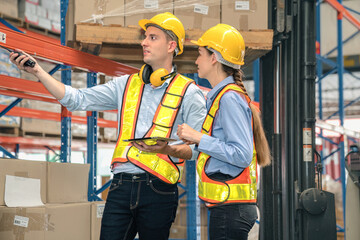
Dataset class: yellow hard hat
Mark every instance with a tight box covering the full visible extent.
[191,24,245,66]
[139,12,185,55]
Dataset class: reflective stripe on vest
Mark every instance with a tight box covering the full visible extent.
[111,73,194,184]
[197,84,258,205]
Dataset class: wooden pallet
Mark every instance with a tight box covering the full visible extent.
[0,126,19,137]
[21,130,60,139]
[72,24,274,73]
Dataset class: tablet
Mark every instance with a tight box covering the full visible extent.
[122,137,177,142]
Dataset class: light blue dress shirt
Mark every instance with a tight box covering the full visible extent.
[198,76,254,177]
[59,74,207,174]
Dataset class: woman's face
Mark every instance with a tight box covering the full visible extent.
[195,47,214,79]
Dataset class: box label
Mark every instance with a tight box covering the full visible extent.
[194,4,209,15]
[97,204,105,218]
[0,32,6,43]
[14,215,29,228]
[144,0,158,9]
[235,1,250,11]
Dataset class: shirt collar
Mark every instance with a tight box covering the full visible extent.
[207,76,235,102]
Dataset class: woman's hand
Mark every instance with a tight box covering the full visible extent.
[177,123,203,145]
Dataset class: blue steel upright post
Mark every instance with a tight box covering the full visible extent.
[186,160,199,240]
[87,72,100,201]
[336,0,346,232]
[60,0,71,162]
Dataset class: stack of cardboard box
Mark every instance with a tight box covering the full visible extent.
[0,158,105,240]
[66,0,268,43]
[16,0,61,33]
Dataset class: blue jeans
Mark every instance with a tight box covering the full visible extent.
[100,173,178,240]
[209,204,258,240]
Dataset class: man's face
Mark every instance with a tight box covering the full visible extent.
[141,26,174,67]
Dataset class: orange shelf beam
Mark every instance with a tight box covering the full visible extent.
[0,104,118,128]
[0,25,138,76]
[0,75,56,101]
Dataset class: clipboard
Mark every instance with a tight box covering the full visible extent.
[122,137,177,143]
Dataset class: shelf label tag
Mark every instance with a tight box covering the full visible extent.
[0,32,6,43]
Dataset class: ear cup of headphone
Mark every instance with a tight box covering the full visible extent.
[139,64,177,87]
[139,64,152,84]
[150,68,170,87]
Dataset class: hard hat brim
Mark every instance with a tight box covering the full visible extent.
[190,40,205,46]
[139,19,153,31]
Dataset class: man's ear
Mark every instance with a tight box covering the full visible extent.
[168,41,177,53]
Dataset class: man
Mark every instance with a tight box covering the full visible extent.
[10,12,206,240]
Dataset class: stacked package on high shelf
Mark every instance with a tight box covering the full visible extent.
[0,49,21,133]
[18,0,61,33]
[66,0,269,44]
[0,0,18,17]
[124,0,173,26]
[0,158,105,240]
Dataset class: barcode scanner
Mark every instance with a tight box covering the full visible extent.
[0,45,35,68]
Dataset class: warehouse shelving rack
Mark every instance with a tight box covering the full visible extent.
[0,2,202,239]
[316,0,360,234]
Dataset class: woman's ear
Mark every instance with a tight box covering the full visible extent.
[211,53,217,64]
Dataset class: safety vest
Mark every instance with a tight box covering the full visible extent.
[111,73,194,184]
[197,84,257,206]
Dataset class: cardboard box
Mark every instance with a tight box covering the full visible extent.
[0,205,47,240]
[174,0,220,30]
[47,162,90,203]
[21,118,61,136]
[0,203,91,240]
[0,0,18,17]
[18,0,37,19]
[66,0,125,42]
[20,99,90,137]
[74,0,125,25]
[20,100,61,136]
[124,0,173,27]
[46,203,91,240]
[221,0,268,30]
[0,158,47,206]
[91,201,106,240]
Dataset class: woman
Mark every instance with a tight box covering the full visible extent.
[177,24,271,240]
